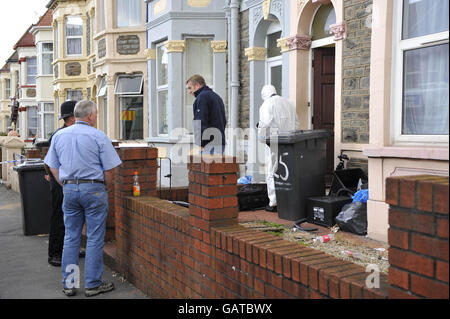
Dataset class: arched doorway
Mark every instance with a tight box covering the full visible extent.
[311,3,336,185]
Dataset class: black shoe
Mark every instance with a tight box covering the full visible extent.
[48,256,62,267]
[62,287,76,297]
[79,248,86,258]
[265,205,277,212]
[85,281,115,297]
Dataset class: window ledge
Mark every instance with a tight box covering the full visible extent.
[363,146,449,161]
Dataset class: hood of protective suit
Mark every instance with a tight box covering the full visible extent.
[261,85,277,101]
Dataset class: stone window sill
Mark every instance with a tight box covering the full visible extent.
[363,146,449,161]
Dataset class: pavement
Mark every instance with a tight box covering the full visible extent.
[0,183,147,299]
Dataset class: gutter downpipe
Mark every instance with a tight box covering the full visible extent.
[229,0,240,156]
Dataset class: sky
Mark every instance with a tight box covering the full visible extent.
[0,0,49,66]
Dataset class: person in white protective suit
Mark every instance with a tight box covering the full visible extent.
[258,85,299,212]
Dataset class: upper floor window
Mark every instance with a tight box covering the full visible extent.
[65,16,83,56]
[392,0,449,143]
[27,57,37,84]
[86,14,91,56]
[54,21,59,59]
[99,0,106,31]
[41,43,53,75]
[116,0,141,27]
[5,79,10,98]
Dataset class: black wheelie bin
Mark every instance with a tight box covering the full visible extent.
[266,130,329,221]
[13,161,51,236]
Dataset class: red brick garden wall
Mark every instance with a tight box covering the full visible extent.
[113,150,390,299]
[386,175,449,299]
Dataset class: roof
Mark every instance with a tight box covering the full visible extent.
[13,25,35,50]
[7,51,18,63]
[36,8,53,27]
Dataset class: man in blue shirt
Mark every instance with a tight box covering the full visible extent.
[44,100,122,297]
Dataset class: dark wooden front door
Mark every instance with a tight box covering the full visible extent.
[313,47,335,186]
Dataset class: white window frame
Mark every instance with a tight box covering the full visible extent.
[116,0,142,28]
[114,74,143,95]
[40,42,54,75]
[391,0,449,145]
[26,57,37,85]
[27,105,38,138]
[156,42,169,136]
[5,79,10,99]
[65,16,83,57]
[39,102,54,139]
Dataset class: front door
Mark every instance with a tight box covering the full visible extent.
[313,47,335,186]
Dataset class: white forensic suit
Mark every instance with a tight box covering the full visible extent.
[258,85,300,209]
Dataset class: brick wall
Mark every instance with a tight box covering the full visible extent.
[386,175,449,299]
[342,0,372,144]
[113,153,389,299]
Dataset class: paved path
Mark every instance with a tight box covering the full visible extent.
[0,183,147,299]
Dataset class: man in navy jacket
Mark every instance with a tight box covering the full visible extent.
[187,74,226,154]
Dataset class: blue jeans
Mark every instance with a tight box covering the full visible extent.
[61,183,108,289]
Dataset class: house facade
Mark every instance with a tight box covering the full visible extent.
[47,0,96,123]
[93,0,148,141]
[31,9,56,140]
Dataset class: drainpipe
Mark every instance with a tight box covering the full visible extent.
[230,0,240,131]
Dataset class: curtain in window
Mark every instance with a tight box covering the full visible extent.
[5,79,10,98]
[402,44,449,135]
[43,103,54,138]
[66,16,83,55]
[42,43,53,75]
[27,106,38,137]
[100,0,106,31]
[402,0,449,39]
[27,57,37,84]
[116,0,141,27]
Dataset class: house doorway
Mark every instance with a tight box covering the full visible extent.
[313,47,335,185]
[311,2,336,186]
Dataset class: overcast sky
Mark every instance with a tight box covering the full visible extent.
[0,0,49,66]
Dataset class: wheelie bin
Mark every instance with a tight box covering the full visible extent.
[266,130,329,221]
[13,161,51,236]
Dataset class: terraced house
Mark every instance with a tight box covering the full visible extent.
[1,0,448,244]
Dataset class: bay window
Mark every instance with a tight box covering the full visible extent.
[27,57,37,84]
[65,16,83,56]
[184,37,213,133]
[393,0,449,143]
[41,43,53,75]
[116,0,141,27]
[157,43,168,135]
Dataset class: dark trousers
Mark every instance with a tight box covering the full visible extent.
[48,184,65,258]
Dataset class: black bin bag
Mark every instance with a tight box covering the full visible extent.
[335,201,367,235]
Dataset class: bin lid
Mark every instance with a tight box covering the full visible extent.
[266,129,329,144]
[12,161,45,172]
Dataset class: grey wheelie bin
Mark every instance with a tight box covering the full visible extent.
[266,130,329,221]
[13,161,51,236]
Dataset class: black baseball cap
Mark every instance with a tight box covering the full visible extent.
[59,100,77,120]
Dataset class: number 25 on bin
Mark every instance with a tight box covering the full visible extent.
[274,153,289,181]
